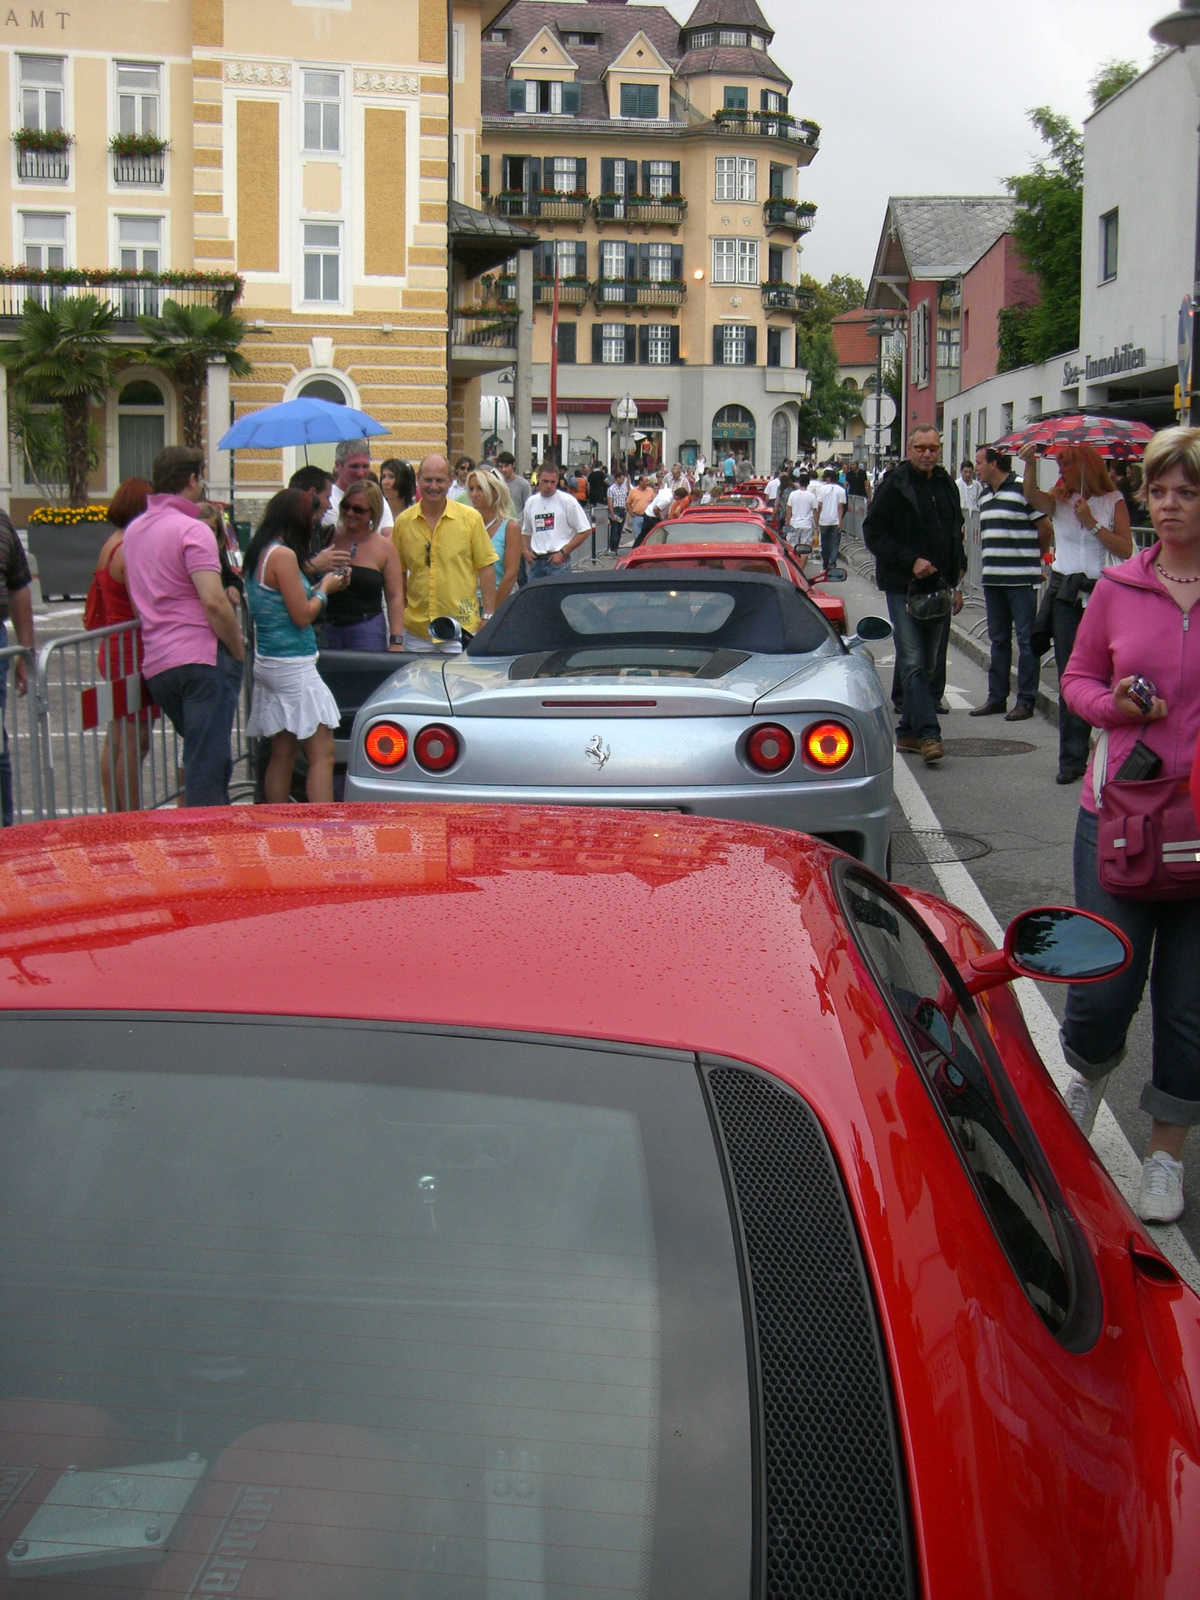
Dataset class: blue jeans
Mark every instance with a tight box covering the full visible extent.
[0,619,12,828]
[607,513,625,554]
[322,614,387,651]
[146,659,236,807]
[1063,807,1200,1125]
[983,583,1040,707]
[527,552,572,582]
[885,592,949,741]
[1051,596,1093,773]
[819,524,841,570]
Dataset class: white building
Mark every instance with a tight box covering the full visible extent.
[943,47,1193,464]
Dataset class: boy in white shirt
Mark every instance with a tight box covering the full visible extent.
[521,462,593,579]
[786,473,820,568]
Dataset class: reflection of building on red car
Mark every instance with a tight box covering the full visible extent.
[621,513,848,632]
[0,805,1196,1599]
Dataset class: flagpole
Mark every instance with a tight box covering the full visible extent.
[549,263,560,467]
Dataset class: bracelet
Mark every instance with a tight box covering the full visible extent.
[316,588,328,609]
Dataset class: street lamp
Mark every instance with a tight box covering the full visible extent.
[1151,0,1200,424]
[866,315,891,474]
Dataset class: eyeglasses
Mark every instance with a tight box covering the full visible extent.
[911,445,940,455]
[342,504,371,517]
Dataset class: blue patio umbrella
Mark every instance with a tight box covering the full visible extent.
[217,397,390,451]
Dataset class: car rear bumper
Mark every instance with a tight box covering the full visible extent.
[343,770,893,874]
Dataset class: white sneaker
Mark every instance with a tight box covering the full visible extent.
[1063,1069,1112,1138]
[1136,1152,1185,1225]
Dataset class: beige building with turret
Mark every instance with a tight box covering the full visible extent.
[479,0,817,474]
[0,0,531,521]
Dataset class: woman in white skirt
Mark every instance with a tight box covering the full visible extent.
[244,488,351,802]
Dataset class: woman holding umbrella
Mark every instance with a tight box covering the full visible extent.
[1020,441,1132,783]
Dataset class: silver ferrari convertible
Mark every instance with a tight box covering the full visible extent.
[344,572,895,871]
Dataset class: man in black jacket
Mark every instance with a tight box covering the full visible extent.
[863,427,966,763]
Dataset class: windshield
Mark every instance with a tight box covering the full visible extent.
[0,1016,751,1597]
[648,523,770,545]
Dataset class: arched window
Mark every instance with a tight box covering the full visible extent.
[770,412,789,472]
[711,404,755,469]
[293,376,349,472]
[118,378,166,483]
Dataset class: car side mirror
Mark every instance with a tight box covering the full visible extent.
[962,906,1131,995]
[849,615,893,643]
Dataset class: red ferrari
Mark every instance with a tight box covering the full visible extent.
[0,805,1196,1599]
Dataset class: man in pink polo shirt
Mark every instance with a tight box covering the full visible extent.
[123,445,245,806]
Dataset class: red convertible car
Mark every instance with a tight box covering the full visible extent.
[0,805,1196,1599]
[616,537,849,633]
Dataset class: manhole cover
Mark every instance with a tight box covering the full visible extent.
[889,829,991,865]
[940,737,1037,757]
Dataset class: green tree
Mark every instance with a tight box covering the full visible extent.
[824,274,866,315]
[1004,106,1083,364]
[0,295,128,505]
[796,326,862,449]
[1089,59,1139,110]
[138,298,252,448]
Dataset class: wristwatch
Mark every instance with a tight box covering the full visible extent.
[389,634,404,645]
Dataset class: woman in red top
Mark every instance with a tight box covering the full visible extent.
[93,477,150,811]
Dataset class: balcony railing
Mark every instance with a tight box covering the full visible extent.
[0,269,242,321]
[113,152,165,186]
[712,111,820,148]
[594,278,687,307]
[761,283,816,313]
[452,308,520,349]
[16,147,69,183]
[489,192,590,222]
[763,198,817,234]
[593,195,687,225]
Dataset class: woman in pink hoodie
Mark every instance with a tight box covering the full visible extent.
[1058,426,1200,1226]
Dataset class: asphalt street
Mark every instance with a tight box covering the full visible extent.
[836,536,1200,1287]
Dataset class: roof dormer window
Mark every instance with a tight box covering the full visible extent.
[690,29,715,48]
[750,34,766,49]
[718,29,748,47]
[507,78,581,116]
[562,31,600,46]
[487,28,507,43]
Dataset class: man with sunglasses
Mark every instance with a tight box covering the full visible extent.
[392,455,497,653]
[863,427,965,765]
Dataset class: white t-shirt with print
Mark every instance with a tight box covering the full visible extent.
[522,489,591,555]
[787,488,818,541]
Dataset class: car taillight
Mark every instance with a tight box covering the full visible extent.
[805,721,853,770]
[414,723,460,771]
[365,721,407,768]
[746,723,796,773]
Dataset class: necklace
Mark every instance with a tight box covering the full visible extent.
[1156,561,1200,584]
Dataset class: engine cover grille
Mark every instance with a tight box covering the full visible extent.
[707,1065,914,1600]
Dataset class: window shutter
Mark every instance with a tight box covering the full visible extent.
[638,326,650,364]
[527,157,541,193]
[601,157,615,193]
[624,325,637,363]
[622,159,638,193]
[635,243,649,279]
[670,161,680,194]
[574,240,588,278]
[535,242,551,275]
[640,161,652,197]
[562,82,580,115]
[713,326,724,365]
[745,326,757,365]
[557,323,577,364]
[670,244,683,280]
[508,80,526,112]
[626,242,639,282]
[501,155,517,189]
[575,156,587,192]
[670,325,681,364]
[592,324,603,363]
[480,154,490,195]
[760,88,770,110]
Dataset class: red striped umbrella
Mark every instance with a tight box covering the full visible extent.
[993,413,1155,461]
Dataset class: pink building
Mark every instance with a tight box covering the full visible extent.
[960,234,1039,392]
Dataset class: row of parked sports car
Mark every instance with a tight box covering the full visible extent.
[0,493,1197,1597]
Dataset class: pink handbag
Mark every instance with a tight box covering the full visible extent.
[1093,734,1200,900]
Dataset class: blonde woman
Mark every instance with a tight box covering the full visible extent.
[323,479,407,651]
[468,465,523,607]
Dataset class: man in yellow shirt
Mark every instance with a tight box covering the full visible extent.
[392,455,497,653]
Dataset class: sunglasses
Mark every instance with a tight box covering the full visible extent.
[342,503,371,516]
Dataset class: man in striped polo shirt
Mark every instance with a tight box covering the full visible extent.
[969,447,1053,721]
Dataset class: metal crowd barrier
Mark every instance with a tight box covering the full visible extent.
[0,617,255,828]
[961,508,984,601]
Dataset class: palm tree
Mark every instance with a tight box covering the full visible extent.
[0,295,127,505]
[138,299,252,449]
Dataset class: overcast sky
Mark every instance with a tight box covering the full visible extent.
[660,0,1174,287]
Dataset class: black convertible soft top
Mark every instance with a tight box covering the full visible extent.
[468,571,836,657]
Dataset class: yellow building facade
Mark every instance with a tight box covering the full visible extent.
[0,0,515,522]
